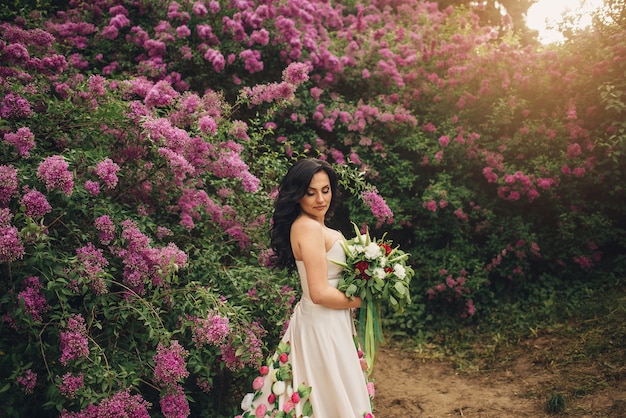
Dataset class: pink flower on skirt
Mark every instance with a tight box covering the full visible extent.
[282,400,295,413]
[252,376,264,391]
[255,403,267,418]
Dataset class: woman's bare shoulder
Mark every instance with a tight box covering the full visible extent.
[291,216,324,237]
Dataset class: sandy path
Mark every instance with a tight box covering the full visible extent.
[372,346,552,418]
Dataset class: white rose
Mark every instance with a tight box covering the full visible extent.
[373,267,386,279]
[394,264,406,279]
[379,256,387,267]
[353,244,365,254]
[272,380,286,395]
[364,243,382,260]
[241,393,254,411]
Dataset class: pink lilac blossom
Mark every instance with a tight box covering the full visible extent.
[210,149,260,192]
[0,212,25,263]
[240,81,297,105]
[282,62,309,85]
[17,369,37,394]
[84,180,100,195]
[156,226,173,240]
[94,215,115,245]
[153,340,189,387]
[190,312,230,347]
[18,276,49,321]
[204,48,225,72]
[59,314,89,366]
[192,2,208,16]
[145,80,180,107]
[0,93,33,119]
[198,115,218,135]
[95,158,120,189]
[115,219,153,292]
[4,127,35,157]
[196,377,211,393]
[159,384,190,418]
[37,155,74,196]
[153,242,187,280]
[220,322,265,371]
[250,28,269,45]
[0,164,19,206]
[361,190,394,226]
[88,74,107,96]
[21,188,51,218]
[59,372,83,398]
[60,389,151,418]
[228,120,250,141]
[176,25,191,38]
[76,243,109,295]
[177,188,210,230]
[158,148,195,184]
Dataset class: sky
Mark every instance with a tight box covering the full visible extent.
[525,0,604,44]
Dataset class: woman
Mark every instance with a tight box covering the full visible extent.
[238,158,373,418]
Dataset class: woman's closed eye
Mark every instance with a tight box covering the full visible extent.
[307,187,330,196]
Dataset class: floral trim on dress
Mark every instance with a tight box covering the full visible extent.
[238,341,313,418]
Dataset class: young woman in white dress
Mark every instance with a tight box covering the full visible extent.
[237,158,373,418]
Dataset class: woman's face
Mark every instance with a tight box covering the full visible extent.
[299,170,332,221]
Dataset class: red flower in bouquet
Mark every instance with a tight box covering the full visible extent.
[355,261,371,280]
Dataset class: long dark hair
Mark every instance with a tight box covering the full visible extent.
[270,158,340,271]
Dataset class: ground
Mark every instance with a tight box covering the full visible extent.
[372,333,626,418]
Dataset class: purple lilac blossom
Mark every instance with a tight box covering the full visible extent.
[59,372,83,398]
[3,127,35,157]
[159,384,190,418]
[0,209,25,263]
[95,158,120,189]
[17,369,37,394]
[282,62,309,85]
[190,312,230,347]
[361,190,394,226]
[21,189,51,218]
[60,389,151,418]
[59,314,89,366]
[0,93,33,119]
[76,243,109,295]
[94,215,115,244]
[36,155,74,196]
[0,164,19,205]
[84,180,101,195]
[153,341,189,387]
[17,276,49,321]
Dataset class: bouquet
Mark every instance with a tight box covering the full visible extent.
[332,223,414,375]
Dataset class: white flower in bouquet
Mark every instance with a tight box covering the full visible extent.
[364,242,382,260]
[393,264,406,279]
[372,267,386,280]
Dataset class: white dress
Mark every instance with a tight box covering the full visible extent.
[238,240,373,418]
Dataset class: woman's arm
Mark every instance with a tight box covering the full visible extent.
[292,219,362,309]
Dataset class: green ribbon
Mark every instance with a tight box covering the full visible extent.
[358,298,384,377]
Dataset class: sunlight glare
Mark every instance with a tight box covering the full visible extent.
[525,0,604,44]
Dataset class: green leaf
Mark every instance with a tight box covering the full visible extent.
[302,400,313,416]
[346,283,358,297]
[394,282,406,295]
[298,383,312,398]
